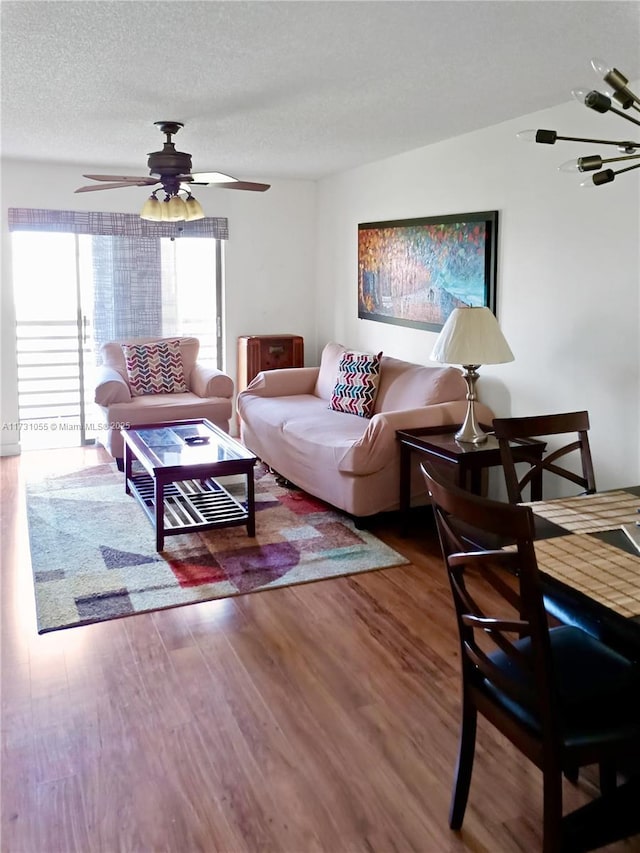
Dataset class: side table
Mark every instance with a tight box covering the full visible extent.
[396,424,546,514]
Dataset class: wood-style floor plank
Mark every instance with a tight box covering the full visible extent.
[2,447,639,852]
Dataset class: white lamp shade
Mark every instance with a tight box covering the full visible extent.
[140,196,162,221]
[185,196,205,221]
[431,306,514,365]
[165,195,187,222]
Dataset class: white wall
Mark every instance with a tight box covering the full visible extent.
[315,96,640,493]
[3,94,639,491]
[0,161,316,452]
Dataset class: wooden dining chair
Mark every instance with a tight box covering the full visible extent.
[420,462,640,853]
[492,411,596,503]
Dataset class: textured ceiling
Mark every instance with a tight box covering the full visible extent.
[2,1,639,182]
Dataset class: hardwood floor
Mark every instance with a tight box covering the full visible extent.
[2,447,639,853]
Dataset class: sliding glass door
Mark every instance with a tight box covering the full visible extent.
[12,231,221,451]
[12,232,95,449]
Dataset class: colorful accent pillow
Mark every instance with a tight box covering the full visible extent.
[122,339,188,396]
[329,350,383,418]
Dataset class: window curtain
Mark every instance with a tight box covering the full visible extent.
[8,208,227,356]
[7,208,228,239]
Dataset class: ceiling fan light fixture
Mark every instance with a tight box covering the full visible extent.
[184,195,205,221]
[139,192,163,221]
[165,194,187,221]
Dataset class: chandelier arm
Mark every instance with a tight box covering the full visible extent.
[605,104,640,129]
[589,161,640,186]
[554,134,639,148]
[614,161,640,177]
[612,82,640,111]
[598,153,640,166]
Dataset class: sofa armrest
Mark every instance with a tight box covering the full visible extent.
[338,400,495,475]
[94,366,131,406]
[240,366,320,399]
[190,364,234,399]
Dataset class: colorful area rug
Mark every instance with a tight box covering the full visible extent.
[26,462,408,633]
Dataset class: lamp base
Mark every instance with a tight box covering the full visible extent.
[454,365,488,444]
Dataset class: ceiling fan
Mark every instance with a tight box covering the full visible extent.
[75,121,270,220]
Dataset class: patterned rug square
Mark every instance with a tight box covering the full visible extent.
[26,461,409,633]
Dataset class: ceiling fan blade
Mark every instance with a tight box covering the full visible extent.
[213,181,271,192]
[188,171,238,183]
[188,171,270,191]
[75,181,156,193]
[82,174,158,183]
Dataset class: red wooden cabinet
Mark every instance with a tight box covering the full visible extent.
[237,335,304,393]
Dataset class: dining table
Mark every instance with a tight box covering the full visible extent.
[523,484,640,663]
[519,486,640,849]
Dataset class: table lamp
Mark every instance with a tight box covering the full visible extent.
[431,306,514,444]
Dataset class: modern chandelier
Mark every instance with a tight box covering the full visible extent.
[518,58,640,186]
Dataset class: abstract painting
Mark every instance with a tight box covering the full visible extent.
[358,210,498,332]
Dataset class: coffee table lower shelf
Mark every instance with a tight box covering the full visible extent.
[129,472,251,547]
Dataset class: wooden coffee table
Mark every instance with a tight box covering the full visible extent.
[122,418,257,551]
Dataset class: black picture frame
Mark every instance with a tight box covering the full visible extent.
[358,210,498,332]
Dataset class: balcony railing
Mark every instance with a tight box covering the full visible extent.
[15,319,97,449]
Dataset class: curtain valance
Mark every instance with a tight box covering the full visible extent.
[8,208,228,240]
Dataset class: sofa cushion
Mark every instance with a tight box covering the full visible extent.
[314,341,348,401]
[314,342,466,413]
[329,350,382,418]
[374,357,466,412]
[122,339,189,396]
[102,392,233,459]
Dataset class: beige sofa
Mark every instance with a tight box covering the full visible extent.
[94,336,234,467]
[237,341,494,518]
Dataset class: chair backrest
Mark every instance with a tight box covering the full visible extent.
[420,462,559,748]
[492,411,596,503]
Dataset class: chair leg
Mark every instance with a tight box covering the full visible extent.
[449,701,477,830]
[542,768,564,853]
[599,761,617,795]
[564,764,579,784]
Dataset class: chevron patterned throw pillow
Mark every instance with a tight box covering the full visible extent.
[122,339,189,396]
[329,350,383,418]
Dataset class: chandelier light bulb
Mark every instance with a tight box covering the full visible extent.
[559,155,603,173]
[517,129,557,144]
[590,58,611,78]
[571,88,590,105]
[516,129,537,143]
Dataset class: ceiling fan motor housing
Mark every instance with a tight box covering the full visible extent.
[147,144,193,178]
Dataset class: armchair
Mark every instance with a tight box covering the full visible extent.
[94,336,234,468]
